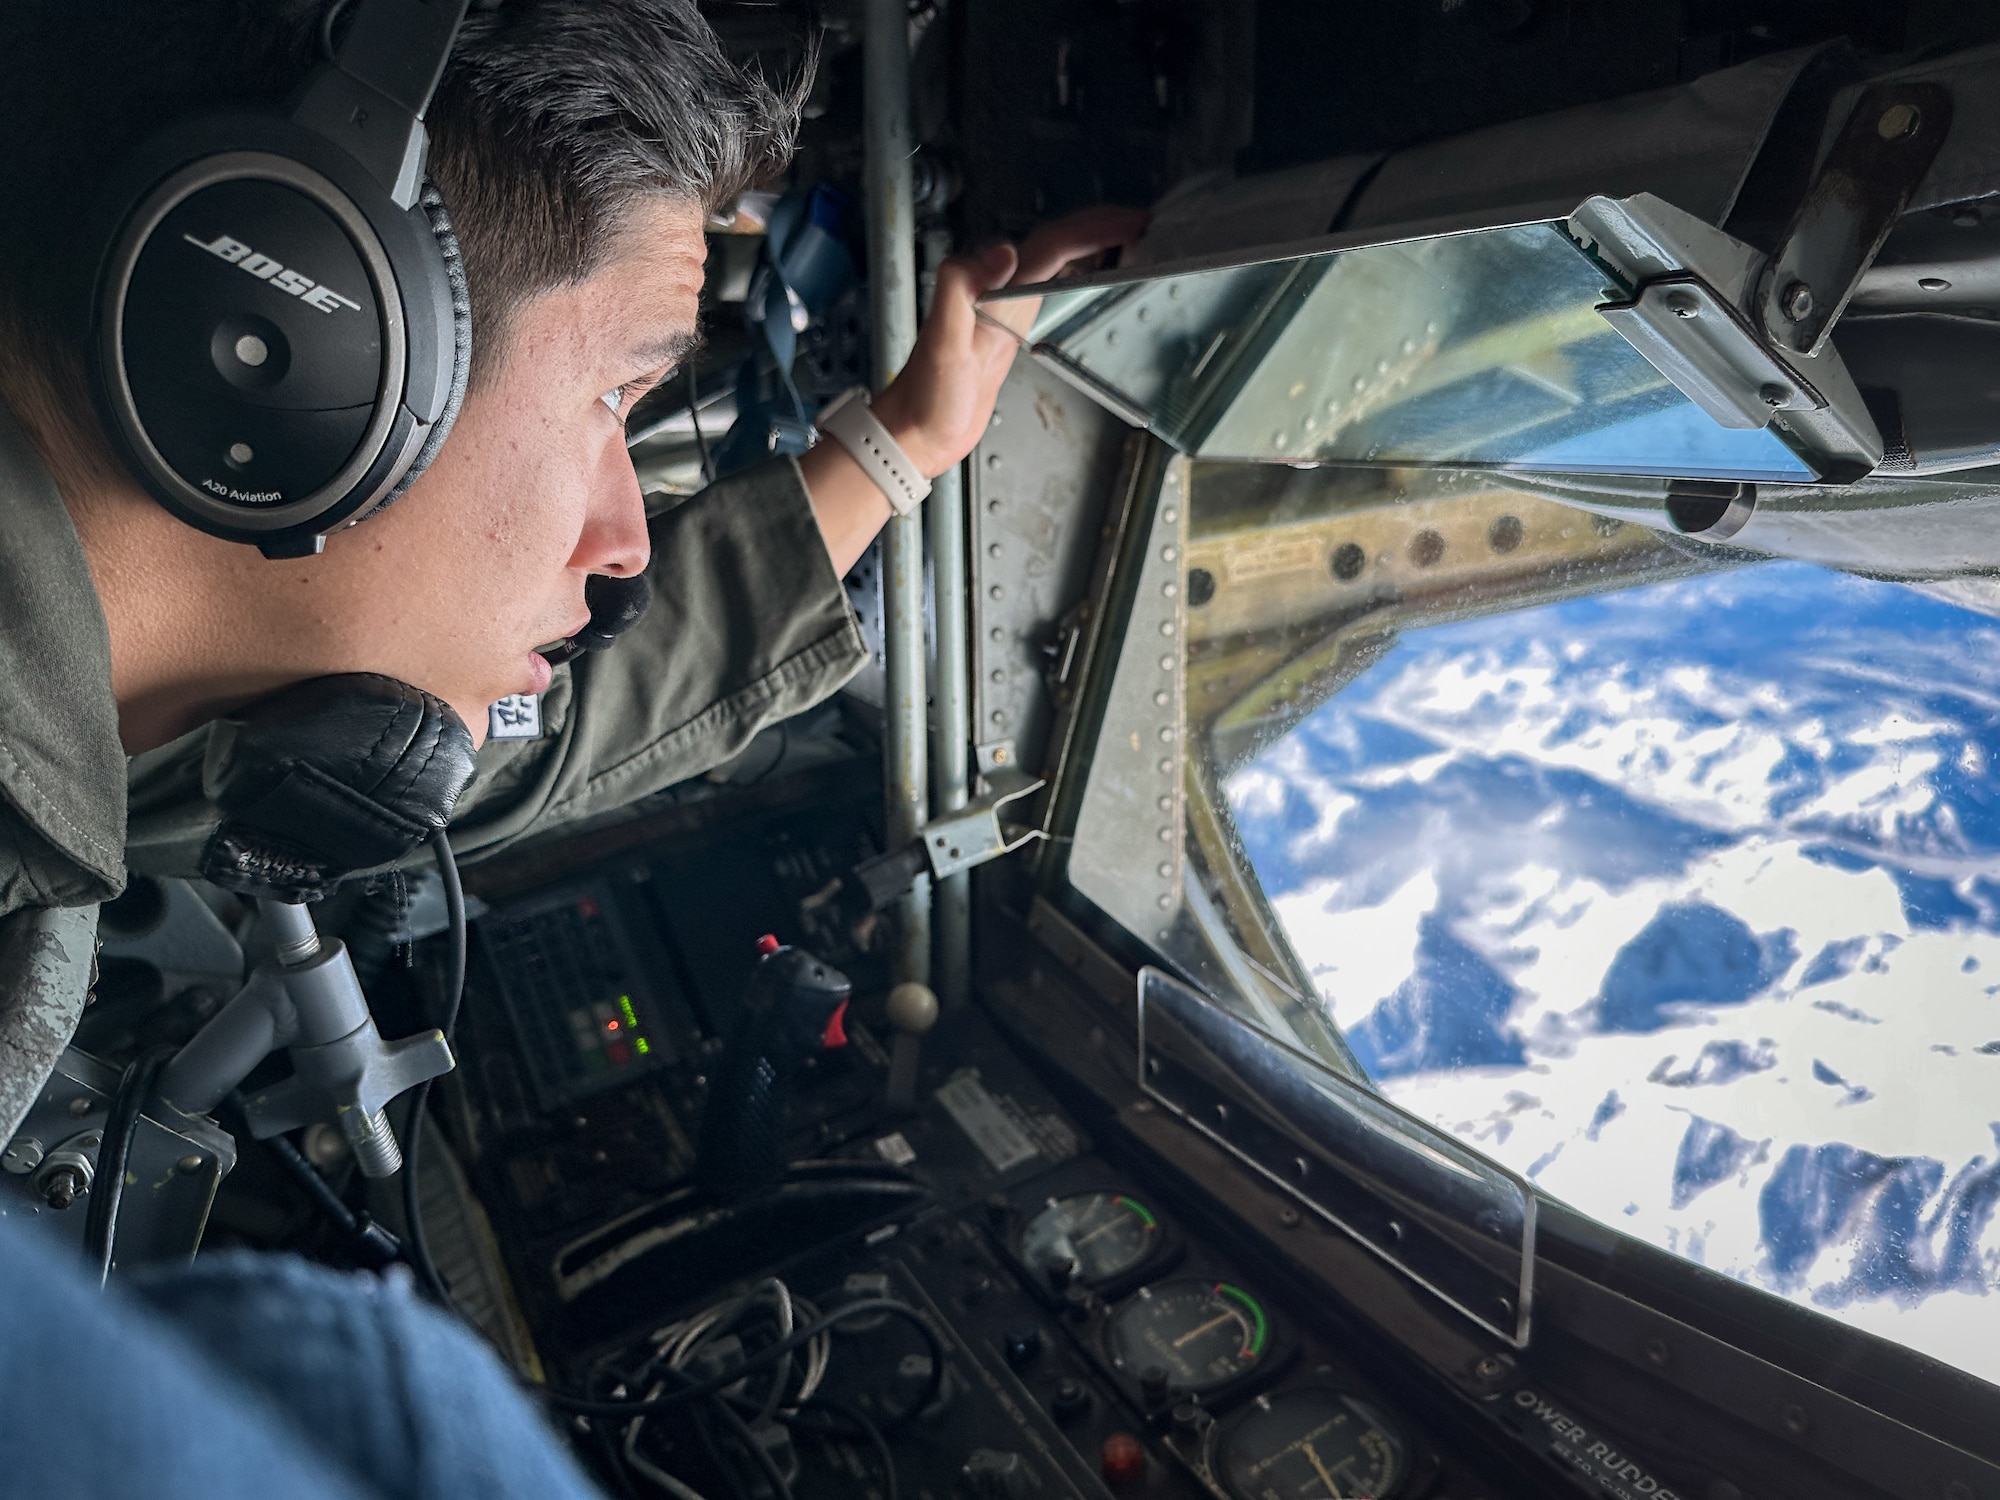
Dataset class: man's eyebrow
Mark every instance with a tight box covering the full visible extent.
[626,330,703,373]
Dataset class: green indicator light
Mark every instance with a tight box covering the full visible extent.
[1115,1195,1158,1230]
[615,993,651,1054]
[1217,1283,1268,1354]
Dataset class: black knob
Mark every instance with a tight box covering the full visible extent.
[1051,1379,1092,1423]
[1139,1366,1171,1406]
[1045,1256,1078,1295]
[1003,1326,1043,1368]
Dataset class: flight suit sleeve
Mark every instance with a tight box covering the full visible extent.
[443,454,869,862]
[124,456,868,876]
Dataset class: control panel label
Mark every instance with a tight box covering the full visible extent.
[936,1071,1041,1173]
[1510,1388,1684,1500]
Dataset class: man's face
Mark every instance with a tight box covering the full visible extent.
[309,197,705,743]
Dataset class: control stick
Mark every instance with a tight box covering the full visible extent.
[157,675,476,1176]
[696,936,852,1199]
[883,980,938,1113]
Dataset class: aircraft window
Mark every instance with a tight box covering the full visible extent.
[999,220,1818,482]
[1076,457,2000,1385]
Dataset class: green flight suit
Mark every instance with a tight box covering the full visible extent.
[0,399,868,1128]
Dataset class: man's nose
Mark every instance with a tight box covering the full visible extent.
[574,437,653,577]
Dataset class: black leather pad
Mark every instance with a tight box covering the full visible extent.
[199,673,476,902]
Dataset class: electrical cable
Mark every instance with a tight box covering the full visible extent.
[622,1405,712,1500]
[686,364,716,486]
[550,1296,945,1419]
[401,827,467,1305]
[709,1390,794,1500]
[690,1405,757,1500]
[81,1044,176,1286]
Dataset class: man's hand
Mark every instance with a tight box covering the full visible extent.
[800,206,1146,574]
[872,206,1150,476]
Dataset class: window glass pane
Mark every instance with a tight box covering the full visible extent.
[1173,463,2000,1384]
[1006,223,1814,480]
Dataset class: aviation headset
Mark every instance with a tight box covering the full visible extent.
[88,0,474,559]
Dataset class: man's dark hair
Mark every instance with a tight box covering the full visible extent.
[0,0,802,440]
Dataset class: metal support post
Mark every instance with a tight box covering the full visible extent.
[866,0,929,983]
[930,456,971,1006]
[921,227,972,1008]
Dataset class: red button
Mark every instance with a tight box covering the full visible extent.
[755,934,782,956]
[1101,1433,1145,1488]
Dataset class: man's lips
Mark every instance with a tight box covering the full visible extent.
[525,650,554,695]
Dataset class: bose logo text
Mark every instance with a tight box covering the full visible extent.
[182,233,361,315]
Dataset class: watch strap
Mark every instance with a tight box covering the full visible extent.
[815,386,932,515]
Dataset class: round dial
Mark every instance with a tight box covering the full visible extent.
[1020,1192,1162,1286]
[1105,1279,1271,1396]
[1219,1388,1410,1500]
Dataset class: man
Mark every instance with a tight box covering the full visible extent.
[0,1,1140,1494]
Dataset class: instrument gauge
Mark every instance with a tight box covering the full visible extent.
[1104,1279,1273,1397]
[1218,1388,1411,1500]
[1019,1192,1165,1288]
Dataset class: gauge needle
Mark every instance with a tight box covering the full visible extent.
[1172,1312,1239,1348]
[1302,1442,1344,1499]
[1075,1219,1123,1247]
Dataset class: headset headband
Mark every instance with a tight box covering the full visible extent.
[294,0,471,209]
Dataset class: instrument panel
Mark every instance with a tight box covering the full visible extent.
[443,784,1510,1500]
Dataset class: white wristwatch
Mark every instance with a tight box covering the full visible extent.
[814,386,932,516]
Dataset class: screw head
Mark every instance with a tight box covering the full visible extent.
[1760,383,1792,409]
[1277,1208,1302,1229]
[1465,1351,1518,1393]
[68,1097,95,1118]
[1877,102,1920,140]
[1781,1402,1810,1436]
[1645,1336,1671,1368]
[1782,282,1814,321]
[1,1138,44,1175]
[1665,291,1701,320]
[177,1154,205,1175]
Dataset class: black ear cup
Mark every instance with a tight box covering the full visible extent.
[372,182,471,512]
[91,118,462,557]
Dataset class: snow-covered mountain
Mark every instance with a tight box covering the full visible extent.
[1225,562,2000,1384]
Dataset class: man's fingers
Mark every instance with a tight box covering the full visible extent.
[1010,206,1149,288]
[924,243,1018,352]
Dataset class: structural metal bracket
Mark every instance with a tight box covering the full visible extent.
[919,768,1047,880]
[1572,191,1885,482]
[851,768,1048,909]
